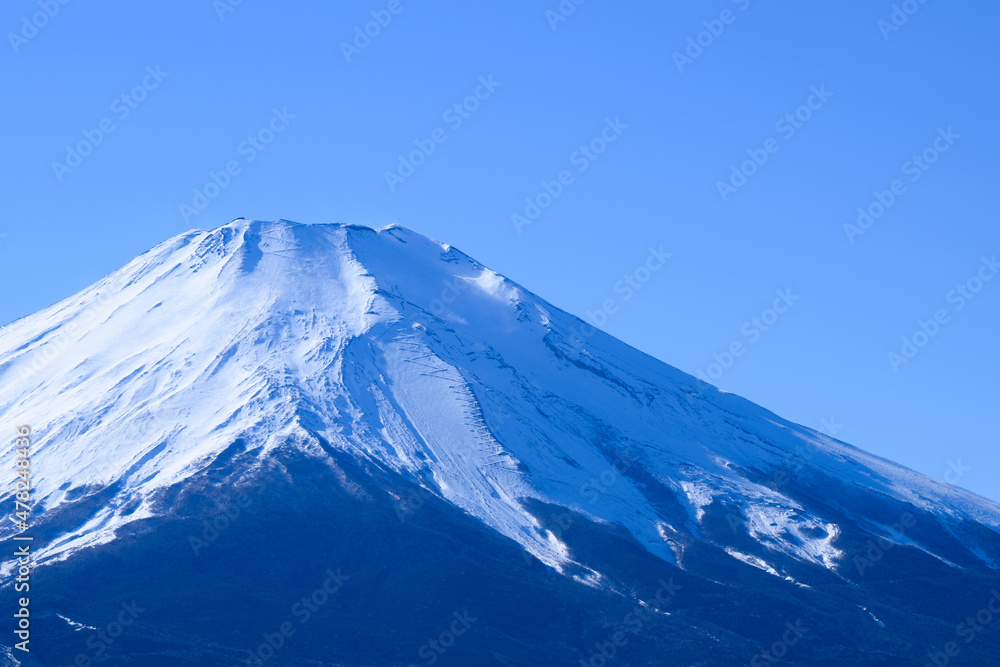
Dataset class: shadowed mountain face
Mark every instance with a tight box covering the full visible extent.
[2,219,999,666]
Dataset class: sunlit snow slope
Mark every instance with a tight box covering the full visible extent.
[1,219,998,585]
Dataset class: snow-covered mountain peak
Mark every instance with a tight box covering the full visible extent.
[2,220,999,584]
[0,219,544,562]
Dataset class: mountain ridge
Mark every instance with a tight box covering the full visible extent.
[2,218,1000,665]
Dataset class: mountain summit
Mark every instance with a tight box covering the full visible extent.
[2,219,999,666]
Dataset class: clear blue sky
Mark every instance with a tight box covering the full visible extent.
[2,1,998,500]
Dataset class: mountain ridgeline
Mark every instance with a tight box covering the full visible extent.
[1,219,998,666]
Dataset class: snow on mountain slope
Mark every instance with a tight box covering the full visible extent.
[1,219,998,582]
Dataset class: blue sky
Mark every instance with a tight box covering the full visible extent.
[2,1,998,500]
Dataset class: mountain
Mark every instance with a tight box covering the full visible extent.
[1,219,999,666]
